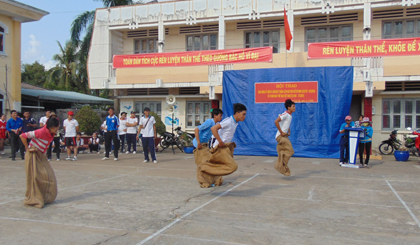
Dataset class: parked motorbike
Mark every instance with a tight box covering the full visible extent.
[405,127,419,157]
[379,130,402,155]
[160,130,184,153]
[174,127,195,139]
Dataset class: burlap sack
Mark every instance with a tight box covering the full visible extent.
[24,148,57,208]
[275,135,294,176]
[197,142,237,188]
[193,143,212,166]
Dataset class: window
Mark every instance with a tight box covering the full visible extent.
[186,34,217,51]
[245,30,280,53]
[382,99,420,130]
[0,26,4,53]
[305,25,352,50]
[134,101,162,116]
[134,38,157,54]
[383,19,420,39]
[186,102,211,127]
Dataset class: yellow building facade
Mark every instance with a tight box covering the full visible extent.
[88,0,420,151]
[0,0,48,114]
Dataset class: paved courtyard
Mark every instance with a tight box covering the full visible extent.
[0,149,419,244]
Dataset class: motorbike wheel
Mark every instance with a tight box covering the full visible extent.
[160,138,170,149]
[176,139,184,152]
[379,143,394,155]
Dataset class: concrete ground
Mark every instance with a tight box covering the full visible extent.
[0,147,420,245]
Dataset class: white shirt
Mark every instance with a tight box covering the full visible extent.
[76,138,84,146]
[39,116,49,126]
[213,116,238,148]
[101,121,107,133]
[118,118,127,135]
[89,137,100,145]
[126,117,138,134]
[275,111,292,139]
[63,118,79,137]
[139,116,156,137]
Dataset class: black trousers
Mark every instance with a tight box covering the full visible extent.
[89,144,100,152]
[47,137,61,159]
[359,141,372,165]
[105,130,119,158]
[10,131,24,158]
[119,134,126,152]
[126,134,137,152]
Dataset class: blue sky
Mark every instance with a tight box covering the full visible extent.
[20,0,104,69]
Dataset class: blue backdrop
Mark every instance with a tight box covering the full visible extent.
[222,66,354,158]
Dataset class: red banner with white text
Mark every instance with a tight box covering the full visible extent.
[255,82,318,103]
[113,47,273,68]
[308,37,420,59]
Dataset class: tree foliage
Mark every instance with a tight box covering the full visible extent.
[75,105,102,135]
[149,111,166,136]
[21,61,52,87]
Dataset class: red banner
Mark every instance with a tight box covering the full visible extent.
[113,47,272,68]
[308,37,420,59]
[255,82,318,103]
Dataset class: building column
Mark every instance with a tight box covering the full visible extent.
[158,15,165,53]
[363,2,372,120]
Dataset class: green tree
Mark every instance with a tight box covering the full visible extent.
[150,111,166,136]
[45,41,78,90]
[21,61,51,86]
[75,105,102,135]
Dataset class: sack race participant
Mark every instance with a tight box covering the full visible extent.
[20,117,60,208]
[193,108,223,166]
[274,99,296,176]
[196,104,246,188]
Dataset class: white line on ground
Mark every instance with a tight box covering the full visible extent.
[160,234,249,245]
[258,173,420,182]
[136,173,260,245]
[183,156,194,159]
[0,216,128,231]
[385,180,420,229]
[308,186,315,200]
[263,159,275,163]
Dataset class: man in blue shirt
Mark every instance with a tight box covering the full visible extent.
[193,108,223,149]
[22,111,37,133]
[102,107,120,161]
[6,110,25,160]
[339,115,355,165]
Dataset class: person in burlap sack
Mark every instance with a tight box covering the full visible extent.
[274,99,296,176]
[193,108,223,166]
[196,103,247,188]
[20,117,60,208]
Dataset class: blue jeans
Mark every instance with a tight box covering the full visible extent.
[339,135,349,163]
[142,137,156,161]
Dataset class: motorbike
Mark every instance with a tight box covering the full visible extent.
[404,127,419,157]
[379,130,402,155]
[160,130,185,153]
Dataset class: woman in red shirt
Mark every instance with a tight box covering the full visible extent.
[0,114,7,155]
[20,117,60,208]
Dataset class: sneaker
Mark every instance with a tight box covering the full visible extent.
[153,160,157,164]
[339,162,343,166]
[143,160,149,163]
[125,151,130,154]
[48,158,51,161]
[97,151,100,154]
[114,158,118,161]
[65,157,72,161]
[0,151,4,155]
[133,151,136,154]
[73,156,77,161]
[102,157,109,160]
[57,159,60,162]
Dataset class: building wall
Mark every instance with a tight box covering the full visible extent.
[0,14,21,114]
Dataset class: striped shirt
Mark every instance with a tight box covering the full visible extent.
[21,126,54,153]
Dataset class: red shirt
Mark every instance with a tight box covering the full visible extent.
[21,126,54,153]
[414,131,420,150]
[0,120,6,139]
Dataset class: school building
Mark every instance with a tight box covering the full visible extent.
[0,0,48,114]
[88,0,420,151]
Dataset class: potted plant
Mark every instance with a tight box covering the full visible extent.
[180,132,194,154]
[394,146,410,162]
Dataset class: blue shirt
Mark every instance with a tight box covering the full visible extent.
[360,125,373,143]
[340,121,355,136]
[6,117,23,132]
[193,118,216,148]
[22,118,37,133]
[106,115,119,131]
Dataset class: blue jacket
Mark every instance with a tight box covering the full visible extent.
[6,117,23,132]
[360,125,373,143]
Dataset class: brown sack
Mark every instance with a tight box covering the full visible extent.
[193,143,212,166]
[197,142,237,188]
[24,148,57,208]
[274,135,294,176]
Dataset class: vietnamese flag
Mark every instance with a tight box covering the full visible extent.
[284,7,293,50]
